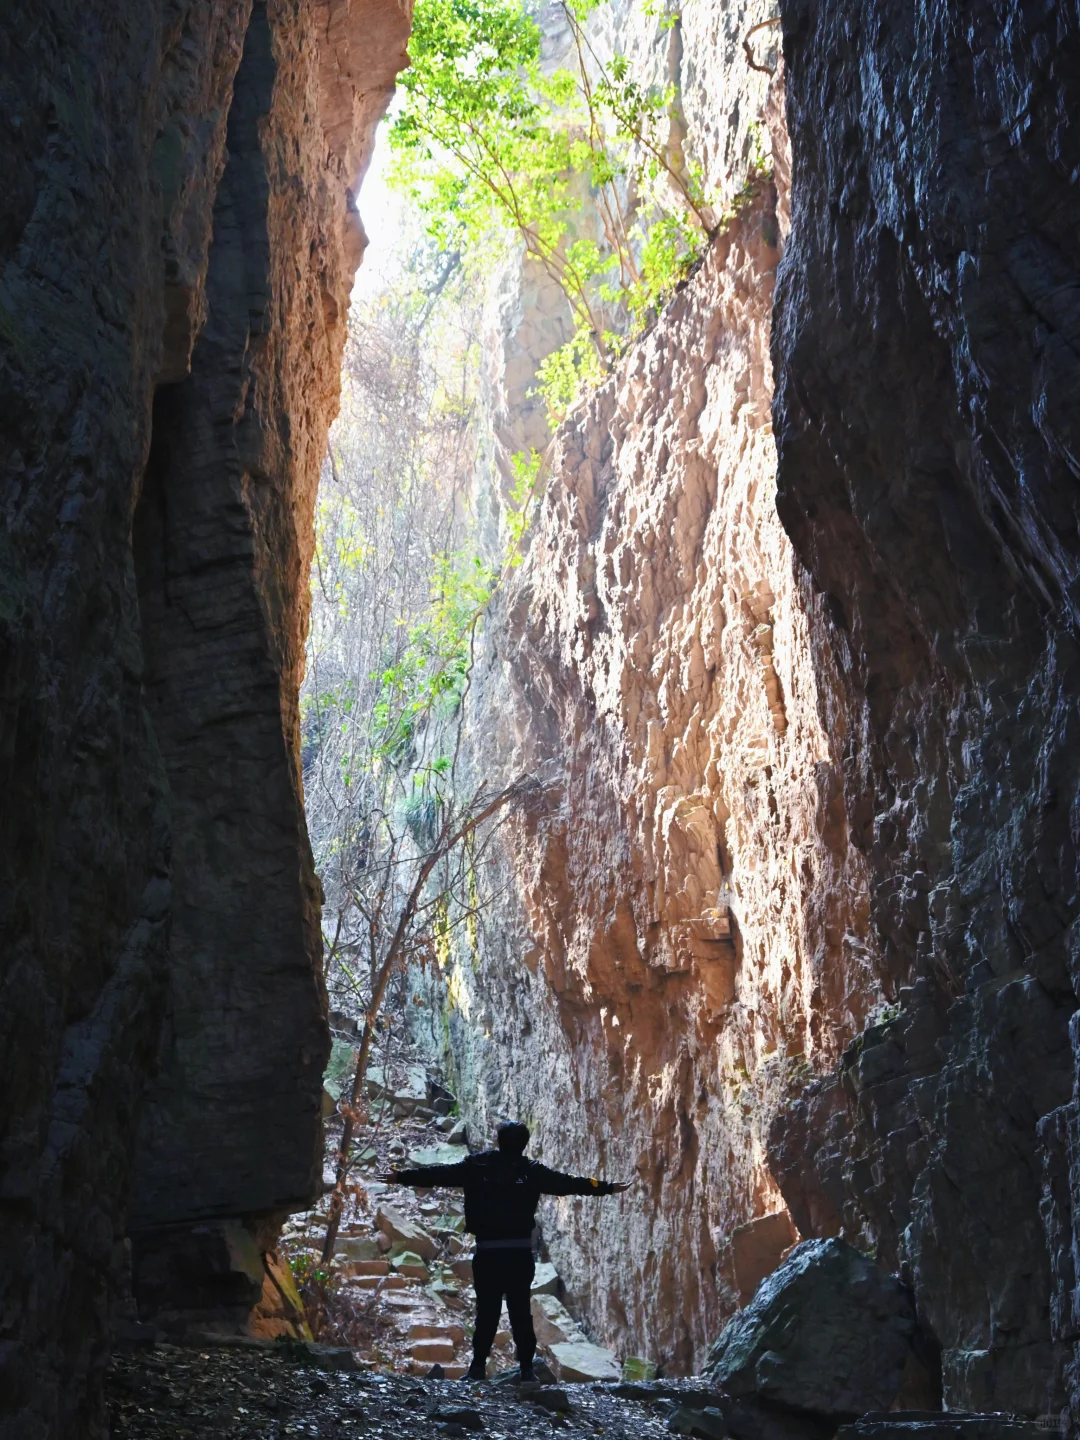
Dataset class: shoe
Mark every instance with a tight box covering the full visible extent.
[518,1365,537,1383]
[465,1361,487,1382]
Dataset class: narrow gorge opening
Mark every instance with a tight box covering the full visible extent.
[4,1,1080,1437]
[286,0,825,1386]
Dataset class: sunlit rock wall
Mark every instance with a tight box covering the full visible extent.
[421,1,1080,1408]
[0,1,408,1432]
[418,49,887,1367]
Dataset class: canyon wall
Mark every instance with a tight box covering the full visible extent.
[423,0,1080,1416]
[0,1,408,1434]
[767,0,1080,1419]
[417,16,892,1370]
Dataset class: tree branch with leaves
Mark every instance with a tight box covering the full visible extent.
[388,0,721,420]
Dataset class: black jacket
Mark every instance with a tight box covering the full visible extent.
[392,1150,615,1242]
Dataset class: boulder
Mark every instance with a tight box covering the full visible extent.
[429,1276,465,1302]
[411,1338,456,1365]
[347,1259,390,1277]
[410,1322,467,1344]
[349,1272,407,1292]
[531,1262,560,1296]
[707,1238,916,1419]
[335,1235,383,1263]
[372,1061,429,1113]
[375,1204,437,1260]
[526,1387,571,1412]
[616,1386,832,1440]
[391,1251,430,1281]
[669,1407,727,1440]
[391,1249,425,1267]
[434,1408,485,1432]
[430,1214,467,1235]
[531,1294,585,1348]
[549,1341,621,1382]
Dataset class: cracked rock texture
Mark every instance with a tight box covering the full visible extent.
[419,69,886,1368]
[0,0,408,1434]
[423,0,1080,1416]
[767,0,1080,1421]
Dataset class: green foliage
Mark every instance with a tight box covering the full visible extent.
[533,328,610,424]
[286,1254,331,1289]
[506,447,543,555]
[389,0,717,420]
[633,209,704,318]
[641,0,680,32]
[374,552,497,762]
[745,119,772,179]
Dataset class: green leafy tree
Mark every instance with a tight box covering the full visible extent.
[388,0,719,417]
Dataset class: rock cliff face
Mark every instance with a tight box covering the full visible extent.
[421,60,888,1369]
[767,0,1080,1419]
[424,0,1080,1416]
[0,1,408,1434]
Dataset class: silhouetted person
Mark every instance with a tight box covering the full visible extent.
[379,1120,629,1381]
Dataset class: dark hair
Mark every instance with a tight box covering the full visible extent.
[497,1121,530,1156]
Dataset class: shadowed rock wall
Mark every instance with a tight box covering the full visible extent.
[0,0,408,1433]
[767,0,1080,1419]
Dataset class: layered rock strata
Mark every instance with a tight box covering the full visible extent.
[765,0,1080,1419]
[0,1,408,1433]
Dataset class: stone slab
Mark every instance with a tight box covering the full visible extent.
[549,1342,621,1383]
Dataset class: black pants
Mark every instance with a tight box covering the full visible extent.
[471,1249,536,1370]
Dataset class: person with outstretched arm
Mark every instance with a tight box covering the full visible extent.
[378,1120,630,1382]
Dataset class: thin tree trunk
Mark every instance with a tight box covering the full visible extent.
[319,784,527,1265]
[320,974,393,1264]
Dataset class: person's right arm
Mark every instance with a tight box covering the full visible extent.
[377,1160,470,1188]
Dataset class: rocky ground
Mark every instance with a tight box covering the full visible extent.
[108,1043,663,1436]
[104,1043,1056,1440]
[106,1346,693,1439]
[265,1040,629,1383]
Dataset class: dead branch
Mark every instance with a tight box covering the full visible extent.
[744,17,781,76]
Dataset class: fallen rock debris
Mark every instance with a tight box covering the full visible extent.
[272,1050,622,1383]
[112,1054,1021,1440]
[707,1238,917,1418]
[106,1345,685,1438]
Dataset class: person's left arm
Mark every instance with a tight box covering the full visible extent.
[532,1164,630,1197]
